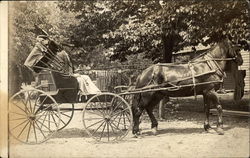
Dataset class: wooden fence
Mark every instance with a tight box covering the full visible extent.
[94,70,130,92]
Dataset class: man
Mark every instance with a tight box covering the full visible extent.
[24,35,51,72]
[56,49,74,74]
[24,35,73,74]
[24,35,101,96]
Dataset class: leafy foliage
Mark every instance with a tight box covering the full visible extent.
[9,1,249,92]
[58,0,249,63]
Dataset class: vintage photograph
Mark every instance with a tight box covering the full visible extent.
[1,0,250,157]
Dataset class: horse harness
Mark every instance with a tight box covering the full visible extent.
[149,53,237,98]
[187,54,227,98]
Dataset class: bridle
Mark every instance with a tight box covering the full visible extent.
[204,44,241,76]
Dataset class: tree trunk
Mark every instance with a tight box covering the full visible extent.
[159,31,176,119]
[162,31,175,63]
[9,64,22,96]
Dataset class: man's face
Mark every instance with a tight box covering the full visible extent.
[41,38,50,46]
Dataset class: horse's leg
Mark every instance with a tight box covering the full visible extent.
[216,103,224,135]
[146,92,167,135]
[203,93,213,132]
[132,108,144,136]
[207,90,224,135]
[132,94,144,136]
[159,96,169,120]
[145,105,159,135]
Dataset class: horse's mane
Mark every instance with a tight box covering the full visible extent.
[191,39,233,62]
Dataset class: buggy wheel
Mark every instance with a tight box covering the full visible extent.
[58,104,74,130]
[9,88,60,144]
[83,93,132,142]
[120,94,133,105]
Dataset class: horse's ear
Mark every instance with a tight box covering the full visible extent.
[224,37,232,46]
[227,39,244,66]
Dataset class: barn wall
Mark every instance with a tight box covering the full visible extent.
[223,72,235,91]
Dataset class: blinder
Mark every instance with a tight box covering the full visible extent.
[229,42,243,66]
[232,46,243,66]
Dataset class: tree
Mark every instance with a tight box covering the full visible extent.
[9,1,48,94]
[8,1,76,94]
[9,0,249,95]
[58,0,249,64]
[105,0,249,62]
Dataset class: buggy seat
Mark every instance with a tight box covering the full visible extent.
[38,71,78,103]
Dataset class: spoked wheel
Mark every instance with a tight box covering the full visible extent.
[9,88,60,144]
[58,104,74,130]
[120,94,133,105]
[83,93,132,142]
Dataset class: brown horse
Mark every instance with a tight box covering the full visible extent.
[131,39,243,136]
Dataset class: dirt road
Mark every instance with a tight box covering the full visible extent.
[9,109,249,158]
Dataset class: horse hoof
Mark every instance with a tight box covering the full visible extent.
[204,124,212,131]
[206,128,214,133]
[133,134,142,139]
[159,118,165,121]
[152,127,158,135]
[133,130,141,135]
[216,128,224,135]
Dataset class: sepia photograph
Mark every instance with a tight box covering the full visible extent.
[1,0,250,157]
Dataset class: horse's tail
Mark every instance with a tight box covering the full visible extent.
[131,90,142,115]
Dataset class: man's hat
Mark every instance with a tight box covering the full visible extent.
[34,24,49,36]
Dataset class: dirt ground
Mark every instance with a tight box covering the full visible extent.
[9,93,249,158]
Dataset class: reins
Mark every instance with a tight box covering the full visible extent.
[157,57,237,66]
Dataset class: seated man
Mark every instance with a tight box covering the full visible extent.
[24,35,101,96]
[24,35,51,73]
[56,49,74,74]
[24,35,73,74]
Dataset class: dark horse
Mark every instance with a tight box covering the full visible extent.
[132,39,243,136]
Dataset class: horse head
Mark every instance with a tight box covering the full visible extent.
[225,39,243,66]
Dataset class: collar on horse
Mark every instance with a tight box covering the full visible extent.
[203,54,226,78]
[156,51,237,98]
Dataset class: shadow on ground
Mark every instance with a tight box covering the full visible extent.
[141,125,237,137]
[52,128,87,139]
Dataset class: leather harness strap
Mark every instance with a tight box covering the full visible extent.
[204,54,226,78]
[188,62,197,99]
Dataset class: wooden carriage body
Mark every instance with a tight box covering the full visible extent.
[37,70,114,104]
[37,70,79,103]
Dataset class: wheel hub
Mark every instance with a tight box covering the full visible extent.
[104,115,111,122]
[28,114,36,121]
